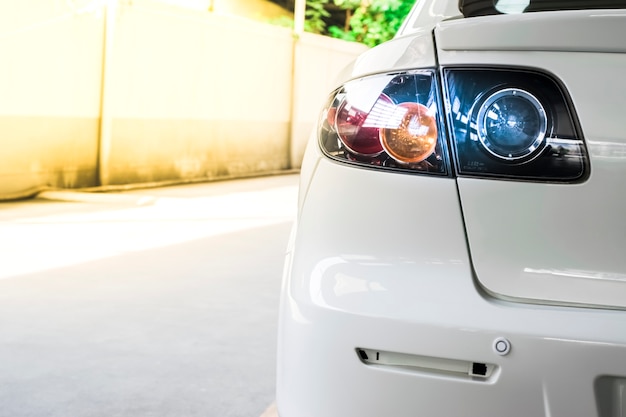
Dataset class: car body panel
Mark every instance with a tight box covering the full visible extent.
[277,2,626,416]
[277,148,626,417]
[333,31,438,87]
[435,12,626,308]
[436,9,626,53]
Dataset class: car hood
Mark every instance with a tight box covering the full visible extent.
[435,10,626,309]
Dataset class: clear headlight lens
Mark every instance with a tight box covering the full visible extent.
[476,88,547,161]
[445,68,588,181]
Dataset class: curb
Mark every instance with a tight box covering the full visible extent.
[36,190,158,205]
[1,169,301,203]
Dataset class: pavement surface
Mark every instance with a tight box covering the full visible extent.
[0,174,298,417]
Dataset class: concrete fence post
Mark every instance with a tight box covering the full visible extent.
[289,0,307,169]
[98,0,118,186]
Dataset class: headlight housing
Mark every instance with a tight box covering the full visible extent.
[318,68,589,183]
[445,68,588,181]
[318,71,450,176]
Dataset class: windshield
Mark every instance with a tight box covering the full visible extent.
[460,0,626,17]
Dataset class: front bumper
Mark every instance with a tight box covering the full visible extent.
[276,154,626,417]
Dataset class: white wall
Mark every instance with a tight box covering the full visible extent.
[0,0,105,197]
[0,0,367,197]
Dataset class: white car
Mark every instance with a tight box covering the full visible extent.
[276,1,626,416]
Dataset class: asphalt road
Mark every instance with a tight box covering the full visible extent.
[0,174,299,417]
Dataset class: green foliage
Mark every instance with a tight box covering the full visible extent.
[329,0,417,47]
[266,0,331,34]
[333,0,362,8]
[305,0,331,33]
[267,15,296,29]
[267,0,417,46]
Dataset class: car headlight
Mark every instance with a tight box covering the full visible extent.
[445,68,588,181]
[319,71,450,175]
[318,68,589,182]
[475,87,547,161]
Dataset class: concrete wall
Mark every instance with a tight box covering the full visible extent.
[0,0,366,197]
[0,0,105,197]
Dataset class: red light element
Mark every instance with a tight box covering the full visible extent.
[335,94,392,156]
[326,107,337,129]
[380,102,438,164]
